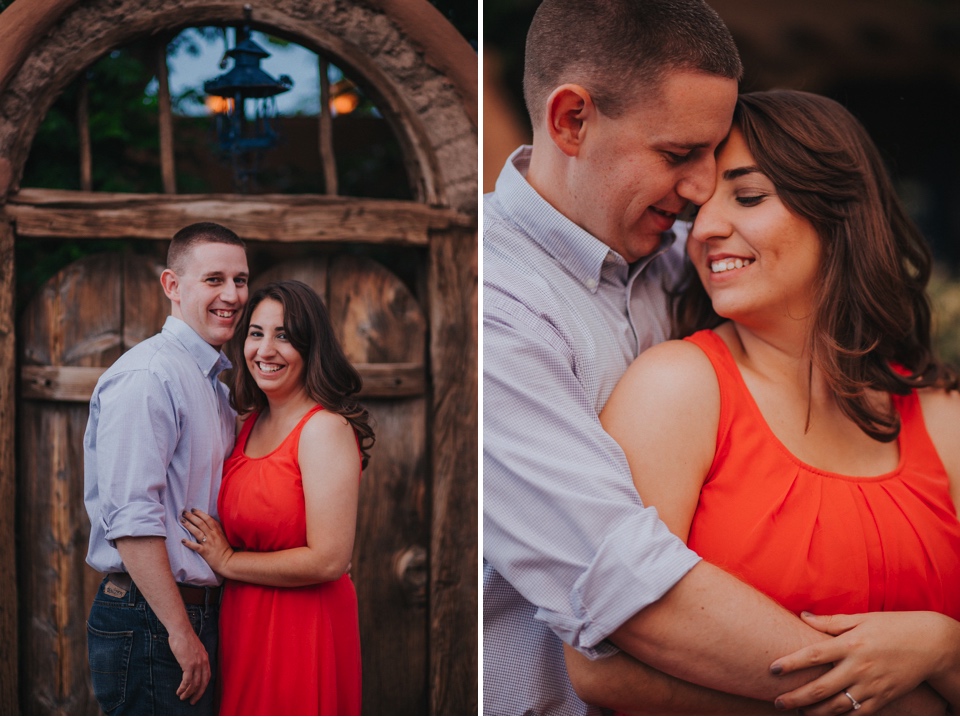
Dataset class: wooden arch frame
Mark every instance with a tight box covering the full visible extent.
[0,0,477,713]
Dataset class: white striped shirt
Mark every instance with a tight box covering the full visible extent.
[483,146,701,715]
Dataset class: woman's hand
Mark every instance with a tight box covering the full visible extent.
[770,611,952,715]
[181,508,234,577]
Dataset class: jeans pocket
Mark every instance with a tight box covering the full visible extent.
[87,622,134,713]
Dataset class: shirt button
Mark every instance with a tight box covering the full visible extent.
[585,278,598,290]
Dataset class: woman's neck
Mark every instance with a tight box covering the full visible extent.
[261,387,315,423]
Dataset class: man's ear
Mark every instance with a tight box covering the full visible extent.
[160,268,180,302]
[545,84,596,157]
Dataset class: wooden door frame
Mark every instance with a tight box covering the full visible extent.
[0,1,477,713]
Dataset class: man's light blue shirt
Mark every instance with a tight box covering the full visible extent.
[84,316,236,587]
[483,146,702,715]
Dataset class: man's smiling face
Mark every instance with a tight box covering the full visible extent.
[568,70,738,262]
[166,241,249,349]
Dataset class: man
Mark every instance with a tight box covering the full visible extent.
[84,222,249,714]
[482,1,922,714]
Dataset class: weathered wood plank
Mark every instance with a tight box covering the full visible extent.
[21,362,426,402]
[428,227,478,715]
[21,365,106,402]
[17,253,123,714]
[328,254,426,365]
[0,218,17,714]
[327,255,429,715]
[5,189,471,245]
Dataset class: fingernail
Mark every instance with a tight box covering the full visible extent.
[801,611,814,618]
[775,698,786,710]
[770,663,782,675]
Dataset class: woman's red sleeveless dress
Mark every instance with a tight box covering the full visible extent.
[217,405,362,715]
[685,329,960,619]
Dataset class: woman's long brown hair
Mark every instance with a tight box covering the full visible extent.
[675,89,958,442]
[227,280,375,468]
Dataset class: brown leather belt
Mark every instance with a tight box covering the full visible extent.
[106,572,222,605]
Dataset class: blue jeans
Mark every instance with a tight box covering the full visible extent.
[87,576,219,716]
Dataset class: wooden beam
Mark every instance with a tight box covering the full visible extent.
[5,189,472,245]
[77,72,92,192]
[0,218,18,714]
[318,57,338,196]
[21,362,426,402]
[427,227,478,715]
[157,40,176,194]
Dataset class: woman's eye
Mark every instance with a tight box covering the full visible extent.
[736,194,766,207]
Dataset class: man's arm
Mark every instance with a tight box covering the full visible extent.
[115,537,210,704]
[483,295,827,699]
[565,643,776,715]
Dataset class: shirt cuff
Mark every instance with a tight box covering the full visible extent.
[537,510,702,658]
[103,501,167,543]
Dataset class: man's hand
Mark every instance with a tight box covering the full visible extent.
[168,625,211,703]
[115,536,212,704]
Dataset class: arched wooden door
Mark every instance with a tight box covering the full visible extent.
[18,251,429,714]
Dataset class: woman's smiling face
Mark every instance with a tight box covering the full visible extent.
[243,298,306,398]
[687,127,822,329]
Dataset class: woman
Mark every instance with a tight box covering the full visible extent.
[181,280,374,715]
[567,90,960,714]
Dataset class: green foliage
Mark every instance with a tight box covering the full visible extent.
[21,47,163,193]
[929,266,960,368]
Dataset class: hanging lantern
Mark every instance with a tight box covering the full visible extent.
[204,6,292,188]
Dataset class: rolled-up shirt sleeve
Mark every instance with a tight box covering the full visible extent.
[483,294,701,656]
[92,369,180,542]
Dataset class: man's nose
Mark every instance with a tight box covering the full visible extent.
[676,155,717,207]
[220,280,239,302]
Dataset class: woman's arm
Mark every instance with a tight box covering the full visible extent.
[600,339,720,542]
[571,339,801,712]
[183,409,360,587]
[770,387,960,713]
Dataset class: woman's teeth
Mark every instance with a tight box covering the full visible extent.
[258,363,282,373]
[710,258,753,274]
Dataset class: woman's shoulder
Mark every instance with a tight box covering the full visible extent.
[604,338,721,428]
[299,407,356,450]
[917,387,960,505]
[621,337,720,395]
[917,387,960,450]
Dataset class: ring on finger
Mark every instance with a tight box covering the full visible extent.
[843,691,862,711]
[200,535,207,543]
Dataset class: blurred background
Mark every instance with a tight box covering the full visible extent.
[10,0,476,320]
[484,0,960,365]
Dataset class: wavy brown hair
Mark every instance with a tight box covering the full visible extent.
[676,89,958,442]
[227,280,375,468]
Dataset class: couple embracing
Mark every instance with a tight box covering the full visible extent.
[84,223,373,714]
[484,0,960,714]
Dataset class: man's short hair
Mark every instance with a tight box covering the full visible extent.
[523,0,742,126]
[167,222,245,275]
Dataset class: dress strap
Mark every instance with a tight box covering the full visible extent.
[683,329,746,451]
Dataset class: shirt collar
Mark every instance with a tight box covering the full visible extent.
[162,316,233,378]
[496,146,676,293]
